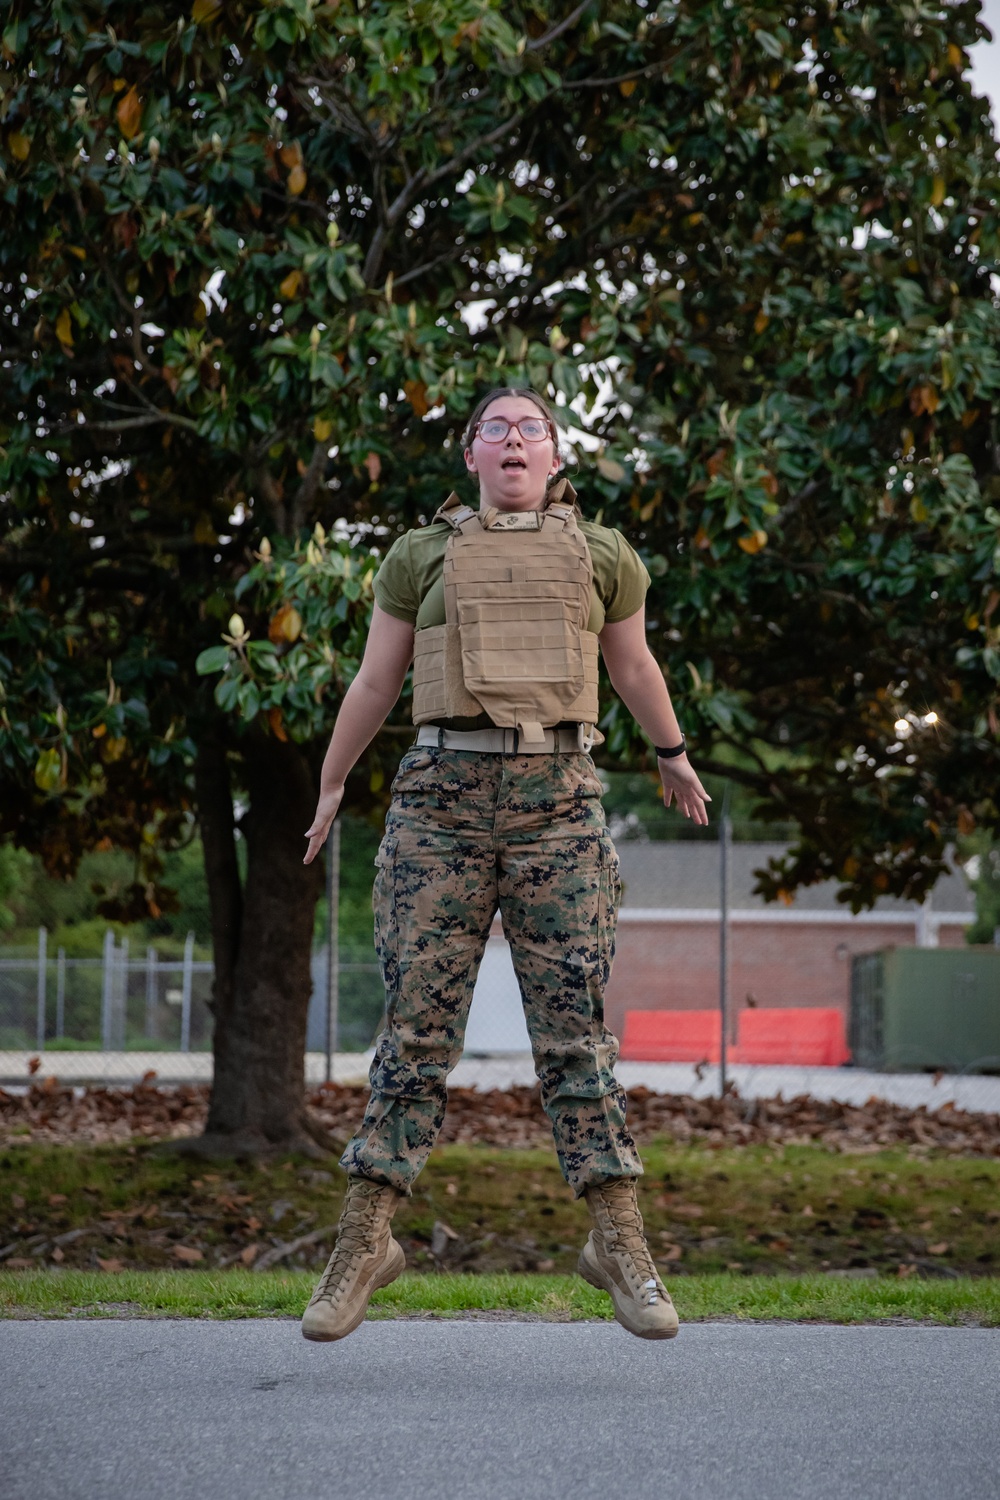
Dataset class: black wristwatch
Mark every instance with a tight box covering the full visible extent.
[655,737,687,760]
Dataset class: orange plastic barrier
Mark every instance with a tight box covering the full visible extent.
[620,1007,851,1066]
[735,1007,850,1066]
[620,1010,721,1063]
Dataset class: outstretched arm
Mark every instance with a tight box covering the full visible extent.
[303,605,415,864]
[599,608,711,826]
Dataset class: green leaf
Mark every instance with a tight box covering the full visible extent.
[195,645,230,676]
[755,29,784,60]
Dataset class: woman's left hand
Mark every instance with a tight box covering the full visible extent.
[659,756,712,825]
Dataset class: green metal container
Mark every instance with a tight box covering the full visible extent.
[850,947,1000,1073]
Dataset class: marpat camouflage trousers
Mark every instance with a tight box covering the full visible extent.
[339,746,643,1197]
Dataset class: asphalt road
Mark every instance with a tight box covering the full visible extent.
[3,1319,998,1500]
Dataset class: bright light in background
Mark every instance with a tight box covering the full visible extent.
[892,712,938,739]
[969,0,1000,129]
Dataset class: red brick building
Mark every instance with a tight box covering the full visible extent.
[605,842,975,1045]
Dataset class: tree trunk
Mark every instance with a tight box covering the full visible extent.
[188,729,330,1157]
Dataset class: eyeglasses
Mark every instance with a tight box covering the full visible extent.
[474,416,553,443]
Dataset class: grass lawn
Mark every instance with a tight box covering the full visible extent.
[2,1268,999,1326]
[3,1138,999,1280]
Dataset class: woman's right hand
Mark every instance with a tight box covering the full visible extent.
[303,785,345,865]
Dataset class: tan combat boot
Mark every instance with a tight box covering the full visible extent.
[301,1177,406,1342]
[579,1178,679,1340]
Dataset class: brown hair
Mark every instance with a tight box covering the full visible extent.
[460,387,560,452]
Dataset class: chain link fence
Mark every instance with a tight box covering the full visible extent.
[1,818,996,1114]
[3,923,1000,1118]
[0,935,214,1056]
[0,927,514,1083]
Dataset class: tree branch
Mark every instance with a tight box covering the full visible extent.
[251,464,289,536]
[563,63,665,90]
[290,440,327,534]
[392,246,464,290]
[525,2,591,52]
[51,411,200,436]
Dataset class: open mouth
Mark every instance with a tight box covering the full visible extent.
[501,458,526,470]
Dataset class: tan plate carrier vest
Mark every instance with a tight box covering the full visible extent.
[411,483,601,747]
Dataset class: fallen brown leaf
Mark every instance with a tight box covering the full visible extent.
[2,1080,999,1158]
[96,1257,123,1272]
[171,1244,204,1264]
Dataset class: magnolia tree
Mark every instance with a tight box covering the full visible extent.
[2,0,1000,1150]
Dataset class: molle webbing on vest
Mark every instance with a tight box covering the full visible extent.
[410,494,601,744]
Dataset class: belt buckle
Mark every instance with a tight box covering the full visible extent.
[577,723,596,754]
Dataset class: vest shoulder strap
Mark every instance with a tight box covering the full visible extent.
[432,492,480,531]
[541,502,576,529]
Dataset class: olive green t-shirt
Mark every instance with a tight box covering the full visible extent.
[373,518,650,633]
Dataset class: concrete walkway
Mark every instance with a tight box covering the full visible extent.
[0,1050,375,1087]
[3,1050,1000,1114]
[2,1320,998,1500]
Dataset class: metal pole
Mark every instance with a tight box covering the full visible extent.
[719,787,732,1099]
[116,936,129,1049]
[56,947,66,1040]
[145,947,157,1040]
[180,931,194,1052]
[101,928,114,1052]
[325,819,341,1084]
[36,926,47,1052]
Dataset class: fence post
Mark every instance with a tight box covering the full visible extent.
[916,893,936,948]
[719,790,732,1100]
[325,819,341,1084]
[36,926,47,1052]
[180,931,194,1052]
[115,936,129,1050]
[145,947,158,1041]
[101,928,114,1051]
[56,947,66,1040]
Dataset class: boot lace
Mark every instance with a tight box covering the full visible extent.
[312,1189,384,1305]
[597,1183,669,1304]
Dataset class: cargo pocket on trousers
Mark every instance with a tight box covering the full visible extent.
[596,834,621,977]
[373,835,400,1025]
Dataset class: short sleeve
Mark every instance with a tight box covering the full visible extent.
[372,533,420,624]
[602,530,651,623]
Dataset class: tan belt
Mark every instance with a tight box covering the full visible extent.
[415,724,598,754]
